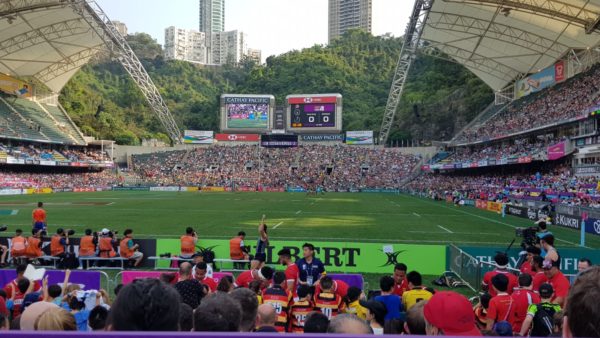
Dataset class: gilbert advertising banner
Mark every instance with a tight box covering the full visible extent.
[157,239,446,274]
[215,133,260,142]
[183,130,214,144]
[346,131,374,145]
[547,141,566,160]
[0,74,32,97]
[515,60,566,99]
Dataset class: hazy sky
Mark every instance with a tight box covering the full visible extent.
[96,0,413,60]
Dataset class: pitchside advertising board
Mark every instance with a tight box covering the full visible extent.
[183,130,214,144]
[261,134,299,148]
[286,94,343,133]
[215,133,260,142]
[299,134,345,142]
[156,239,446,274]
[220,94,275,133]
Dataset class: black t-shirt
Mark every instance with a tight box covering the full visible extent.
[174,279,204,309]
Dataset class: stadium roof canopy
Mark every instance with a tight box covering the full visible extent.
[0,0,106,93]
[421,0,600,91]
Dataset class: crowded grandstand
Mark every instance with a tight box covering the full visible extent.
[1,0,600,337]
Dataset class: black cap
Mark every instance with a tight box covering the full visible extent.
[539,283,554,298]
[359,300,387,319]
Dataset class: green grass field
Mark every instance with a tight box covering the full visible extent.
[0,191,598,249]
[227,118,268,129]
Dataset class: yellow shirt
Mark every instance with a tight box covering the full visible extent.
[402,288,433,310]
[346,300,367,320]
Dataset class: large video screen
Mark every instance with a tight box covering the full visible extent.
[286,94,342,132]
[225,96,270,129]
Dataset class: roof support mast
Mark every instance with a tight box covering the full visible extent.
[73,0,182,144]
[379,0,434,146]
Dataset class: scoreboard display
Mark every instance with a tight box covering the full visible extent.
[286,94,342,133]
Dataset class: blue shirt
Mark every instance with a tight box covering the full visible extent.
[296,257,325,285]
[375,294,403,320]
[74,310,90,331]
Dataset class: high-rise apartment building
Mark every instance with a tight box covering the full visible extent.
[164,26,208,64]
[328,0,372,43]
[246,48,262,64]
[199,0,225,33]
[210,30,247,65]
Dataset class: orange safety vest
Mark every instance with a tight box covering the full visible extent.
[11,236,26,256]
[32,208,46,222]
[98,237,116,258]
[120,237,134,258]
[230,237,244,260]
[180,235,196,255]
[50,235,64,256]
[79,235,96,256]
[25,237,43,258]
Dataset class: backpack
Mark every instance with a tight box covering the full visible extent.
[531,303,559,337]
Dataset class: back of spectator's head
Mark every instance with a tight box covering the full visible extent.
[68,295,85,311]
[327,314,372,334]
[185,227,194,235]
[56,228,64,235]
[179,262,192,277]
[159,272,177,285]
[304,312,329,333]
[179,303,193,332]
[564,266,600,338]
[113,284,123,296]
[89,306,109,331]
[248,280,262,295]
[380,275,395,292]
[492,273,509,292]
[257,304,277,326]
[38,202,43,208]
[346,286,362,303]
[494,253,509,267]
[15,229,22,235]
[108,278,180,331]
[320,276,333,291]
[493,321,513,336]
[526,246,541,255]
[217,276,233,293]
[259,266,273,280]
[123,229,133,237]
[17,278,30,294]
[532,255,544,268]
[542,234,555,246]
[360,299,387,327]
[20,301,58,331]
[193,292,241,332]
[407,271,423,286]
[518,273,533,287]
[297,284,311,299]
[35,307,76,331]
[85,229,92,236]
[16,264,27,276]
[384,318,404,334]
[405,300,427,335]
[237,231,246,237]
[273,271,286,286]
[230,288,258,332]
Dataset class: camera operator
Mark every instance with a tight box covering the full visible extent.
[98,228,118,258]
[50,228,73,259]
[180,227,198,259]
[120,229,143,267]
[79,229,98,268]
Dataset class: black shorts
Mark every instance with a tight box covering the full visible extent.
[254,253,266,262]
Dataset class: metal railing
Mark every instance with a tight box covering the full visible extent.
[448,244,481,292]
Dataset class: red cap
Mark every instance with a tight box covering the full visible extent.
[424,291,482,336]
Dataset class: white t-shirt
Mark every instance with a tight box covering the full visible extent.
[372,327,384,335]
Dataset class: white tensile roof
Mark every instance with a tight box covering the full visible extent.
[0,0,105,93]
[421,0,600,91]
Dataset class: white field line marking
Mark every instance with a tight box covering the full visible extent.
[295,210,302,214]
[409,230,499,236]
[273,221,284,229]
[437,225,454,234]
[410,196,586,247]
[413,212,421,217]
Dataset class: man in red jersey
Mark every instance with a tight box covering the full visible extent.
[392,263,409,296]
[193,262,217,292]
[520,246,541,277]
[2,264,41,298]
[482,253,518,297]
[235,266,274,288]
[542,259,569,307]
[511,273,541,333]
[314,278,349,299]
[313,276,345,320]
[278,249,298,293]
[531,255,548,291]
[486,274,518,331]
[262,272,292,332]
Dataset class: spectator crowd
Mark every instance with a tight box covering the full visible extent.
[133,145,421,191]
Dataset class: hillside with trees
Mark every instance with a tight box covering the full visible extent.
[59,30,493,145]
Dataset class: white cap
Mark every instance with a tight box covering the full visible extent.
[101,228,110,235]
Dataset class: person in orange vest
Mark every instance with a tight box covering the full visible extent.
[180,227,198,259]
[120,229,143,267]
[32,202,47,234]
[98,228,117,258]
[50,228,70,258]
[25,229,43,259]
[230,231,249,269]
[79,229,97,268]
[10,229,27,258]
